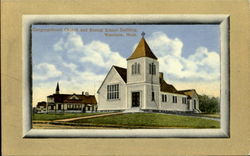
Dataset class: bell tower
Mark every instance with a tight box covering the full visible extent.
[126,32,160,110]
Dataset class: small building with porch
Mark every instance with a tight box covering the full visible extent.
[46,83,97,113]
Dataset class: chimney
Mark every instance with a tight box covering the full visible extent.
[159,72,164,80]
[82,91,84,95]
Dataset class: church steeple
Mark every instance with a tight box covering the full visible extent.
[127,32,157,60]
[56,82,60,94]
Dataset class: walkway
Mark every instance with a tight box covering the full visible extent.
[53,112,124,122]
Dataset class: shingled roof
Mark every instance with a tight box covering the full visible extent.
[47,94,97,104]
[127,37,157,60]
[160,78,178,93]
[176,89,198,98]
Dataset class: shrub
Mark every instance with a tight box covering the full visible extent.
[198,94,219,113]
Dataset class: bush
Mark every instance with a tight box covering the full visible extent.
[198,95,219,113]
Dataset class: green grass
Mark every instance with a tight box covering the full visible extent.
[198,113,220,118]
[32,113,105,121]
[70,113,220,128]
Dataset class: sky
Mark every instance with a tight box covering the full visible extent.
[32,24,220,106]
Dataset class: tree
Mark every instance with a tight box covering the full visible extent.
[198,94,219,113]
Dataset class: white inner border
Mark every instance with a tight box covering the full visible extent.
[23,15,230,138]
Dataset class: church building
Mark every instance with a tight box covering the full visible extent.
[97,32,200,113]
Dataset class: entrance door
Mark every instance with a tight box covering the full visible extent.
[132,92,140,107]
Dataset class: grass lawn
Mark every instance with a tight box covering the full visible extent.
[69,113,220,128]
[32,112,105,121]
[198,113,220,118]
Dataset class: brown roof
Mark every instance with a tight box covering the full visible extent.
[160,78,178,93]
[127,37,157,60]
[37,101,46,107]
[114,66,127,82]
[47,94,97,104]
[176,89,198,98]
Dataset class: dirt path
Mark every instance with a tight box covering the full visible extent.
[53,112,124,122]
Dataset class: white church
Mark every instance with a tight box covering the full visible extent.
[97,32,201,113]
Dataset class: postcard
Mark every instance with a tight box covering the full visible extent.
[3,0,250,155]
[22,15,229,138]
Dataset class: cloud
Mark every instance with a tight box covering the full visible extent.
[53,32,84,52]
[80,40,126,69]
[33,63,62,80]
[146,31,220,82]
[148,32,183,57]
[53,38,64,51]
[33,32,126,105]
[53,32,126,69]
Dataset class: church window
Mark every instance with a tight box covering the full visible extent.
[173,96,177,103]
[182,97,187,104]
[149,63,156,75]
[132,63,140,75]
[135,63,138,73]
[152,92,155,101]
[132,64,135,74]
[107,84,119,100]
[162,94,167,102]
[137,63,140,74]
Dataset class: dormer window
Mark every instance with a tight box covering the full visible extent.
[132,62,140,75]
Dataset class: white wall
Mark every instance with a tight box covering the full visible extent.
[47,96,54,103]
[144,57,159,84]
[127,57,159,85]
[127,83,145,109]
[159,92,189,111]
[144,84,160,110]
[127,57,145,83]
[98,67,127,111]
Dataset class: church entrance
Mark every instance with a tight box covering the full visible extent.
[132,92,140,107]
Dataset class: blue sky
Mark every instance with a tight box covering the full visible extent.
[32,24,220,106]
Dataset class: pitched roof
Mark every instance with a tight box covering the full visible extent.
[160,78,178,93]
[47,94,97,104]
[127,37,157,60]
[114,66,127,83]
[97,66,127,93]
[176,89,198,98]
